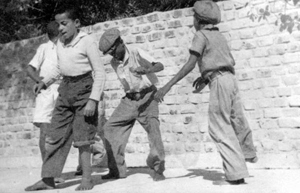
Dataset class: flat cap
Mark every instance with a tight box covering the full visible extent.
[193,0,221,25]
[99,28,120,54]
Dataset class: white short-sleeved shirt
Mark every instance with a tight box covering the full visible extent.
[28,41,59,81]
[110,45,160,93]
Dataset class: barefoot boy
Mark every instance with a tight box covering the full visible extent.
[25,4,105,191]
[27,21,64,184]
[155,0,257,185]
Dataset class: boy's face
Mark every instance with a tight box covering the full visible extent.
[107,42,126,61]
[55,12,80,44]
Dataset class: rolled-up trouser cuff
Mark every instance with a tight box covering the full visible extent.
[73,140,95,148]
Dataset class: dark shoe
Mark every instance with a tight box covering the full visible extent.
[75,165,83,176]
[245,156,258,163]
[153,171,165,181]
[101,172,120,180]
[213,178,245,185]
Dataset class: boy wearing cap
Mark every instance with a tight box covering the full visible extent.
[155,0,257,185]
[27,21,64,184]
[99,28,166,181]
[25,5,105,191]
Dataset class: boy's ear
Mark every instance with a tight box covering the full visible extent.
[75,19,81,28]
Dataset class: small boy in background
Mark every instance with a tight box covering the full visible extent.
[26,21,64,183]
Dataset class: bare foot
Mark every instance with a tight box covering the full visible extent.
[153,171,166,181]
[75,178,94,191]
[25,179,55,191]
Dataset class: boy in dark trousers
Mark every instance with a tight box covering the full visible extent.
[25,5,105,191]
[155,0,257,185]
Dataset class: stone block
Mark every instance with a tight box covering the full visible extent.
[256,36,274,47]
[172,10,183,18]
[230,40,243,50]
[121,18,135,27]
[243,99,257,110]
[289,96,300,107]
[253,48,269,57]
[164,30,176,39]
[147,32,162,42]
[282,75,300,86]
[283,53,300,64]
[278,118,300,128]
[273,98,288,107]
[154,21,166,30]
[222,1,234,10]
[261,139,278,151]
[278,141,294,152]
[264,108,281,118]
[167,20,182,29]
[277,87,292,99]
[263,88,277,98]
[268,131,285,141]
[259,119,278,130]
[225,11,236,21]
[147,13,159,23]
[239,29,254,39]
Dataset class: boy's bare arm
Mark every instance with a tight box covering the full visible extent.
[27,65,42,84]
[154,54,198,102]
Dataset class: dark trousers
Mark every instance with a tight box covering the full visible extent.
[104,88,165,177]
[41,73,97,178]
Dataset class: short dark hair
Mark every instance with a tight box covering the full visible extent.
[54,3,81,21]
[46,21,59,39]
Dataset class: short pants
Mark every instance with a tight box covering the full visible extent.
[33,83,59,123]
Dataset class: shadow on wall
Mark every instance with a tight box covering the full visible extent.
[0,36,47,99]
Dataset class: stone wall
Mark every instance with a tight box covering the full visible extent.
[1,0,300,169]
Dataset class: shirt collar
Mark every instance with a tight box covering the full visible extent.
[61,30,87,47]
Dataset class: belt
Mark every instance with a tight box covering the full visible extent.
[206,70,232,82]
[63,71,92,82]
[125,85,156,101]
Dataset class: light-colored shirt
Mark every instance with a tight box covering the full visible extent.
[28,41,60,83]
[189,28,235,76]
[110,45,159,93]
[43,31,106,101]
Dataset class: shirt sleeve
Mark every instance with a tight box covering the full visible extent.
[28,44,45,70]
[189,32,206,56]
[86,37,106,101]
[41,62,61,86]
[41,45,61,86]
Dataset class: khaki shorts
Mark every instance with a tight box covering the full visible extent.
[33,84,59,123]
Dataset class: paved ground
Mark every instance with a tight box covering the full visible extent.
[0,167,299,193]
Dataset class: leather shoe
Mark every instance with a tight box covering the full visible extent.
[213,178,245,185]
[101,172,121,180]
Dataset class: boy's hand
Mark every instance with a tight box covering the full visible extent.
[84,99,97,116]
[131,66,149,75]
[33,82,46,95]
[192,77,208,93]
[154,85,171,103]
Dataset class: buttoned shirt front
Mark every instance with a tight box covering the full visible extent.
[110,45,159,93]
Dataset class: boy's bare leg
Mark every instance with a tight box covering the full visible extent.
[75,145,94,191]
[38,125,46,161]
[25,178,55,191]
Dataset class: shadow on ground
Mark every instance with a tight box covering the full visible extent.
[173,169,225,182]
